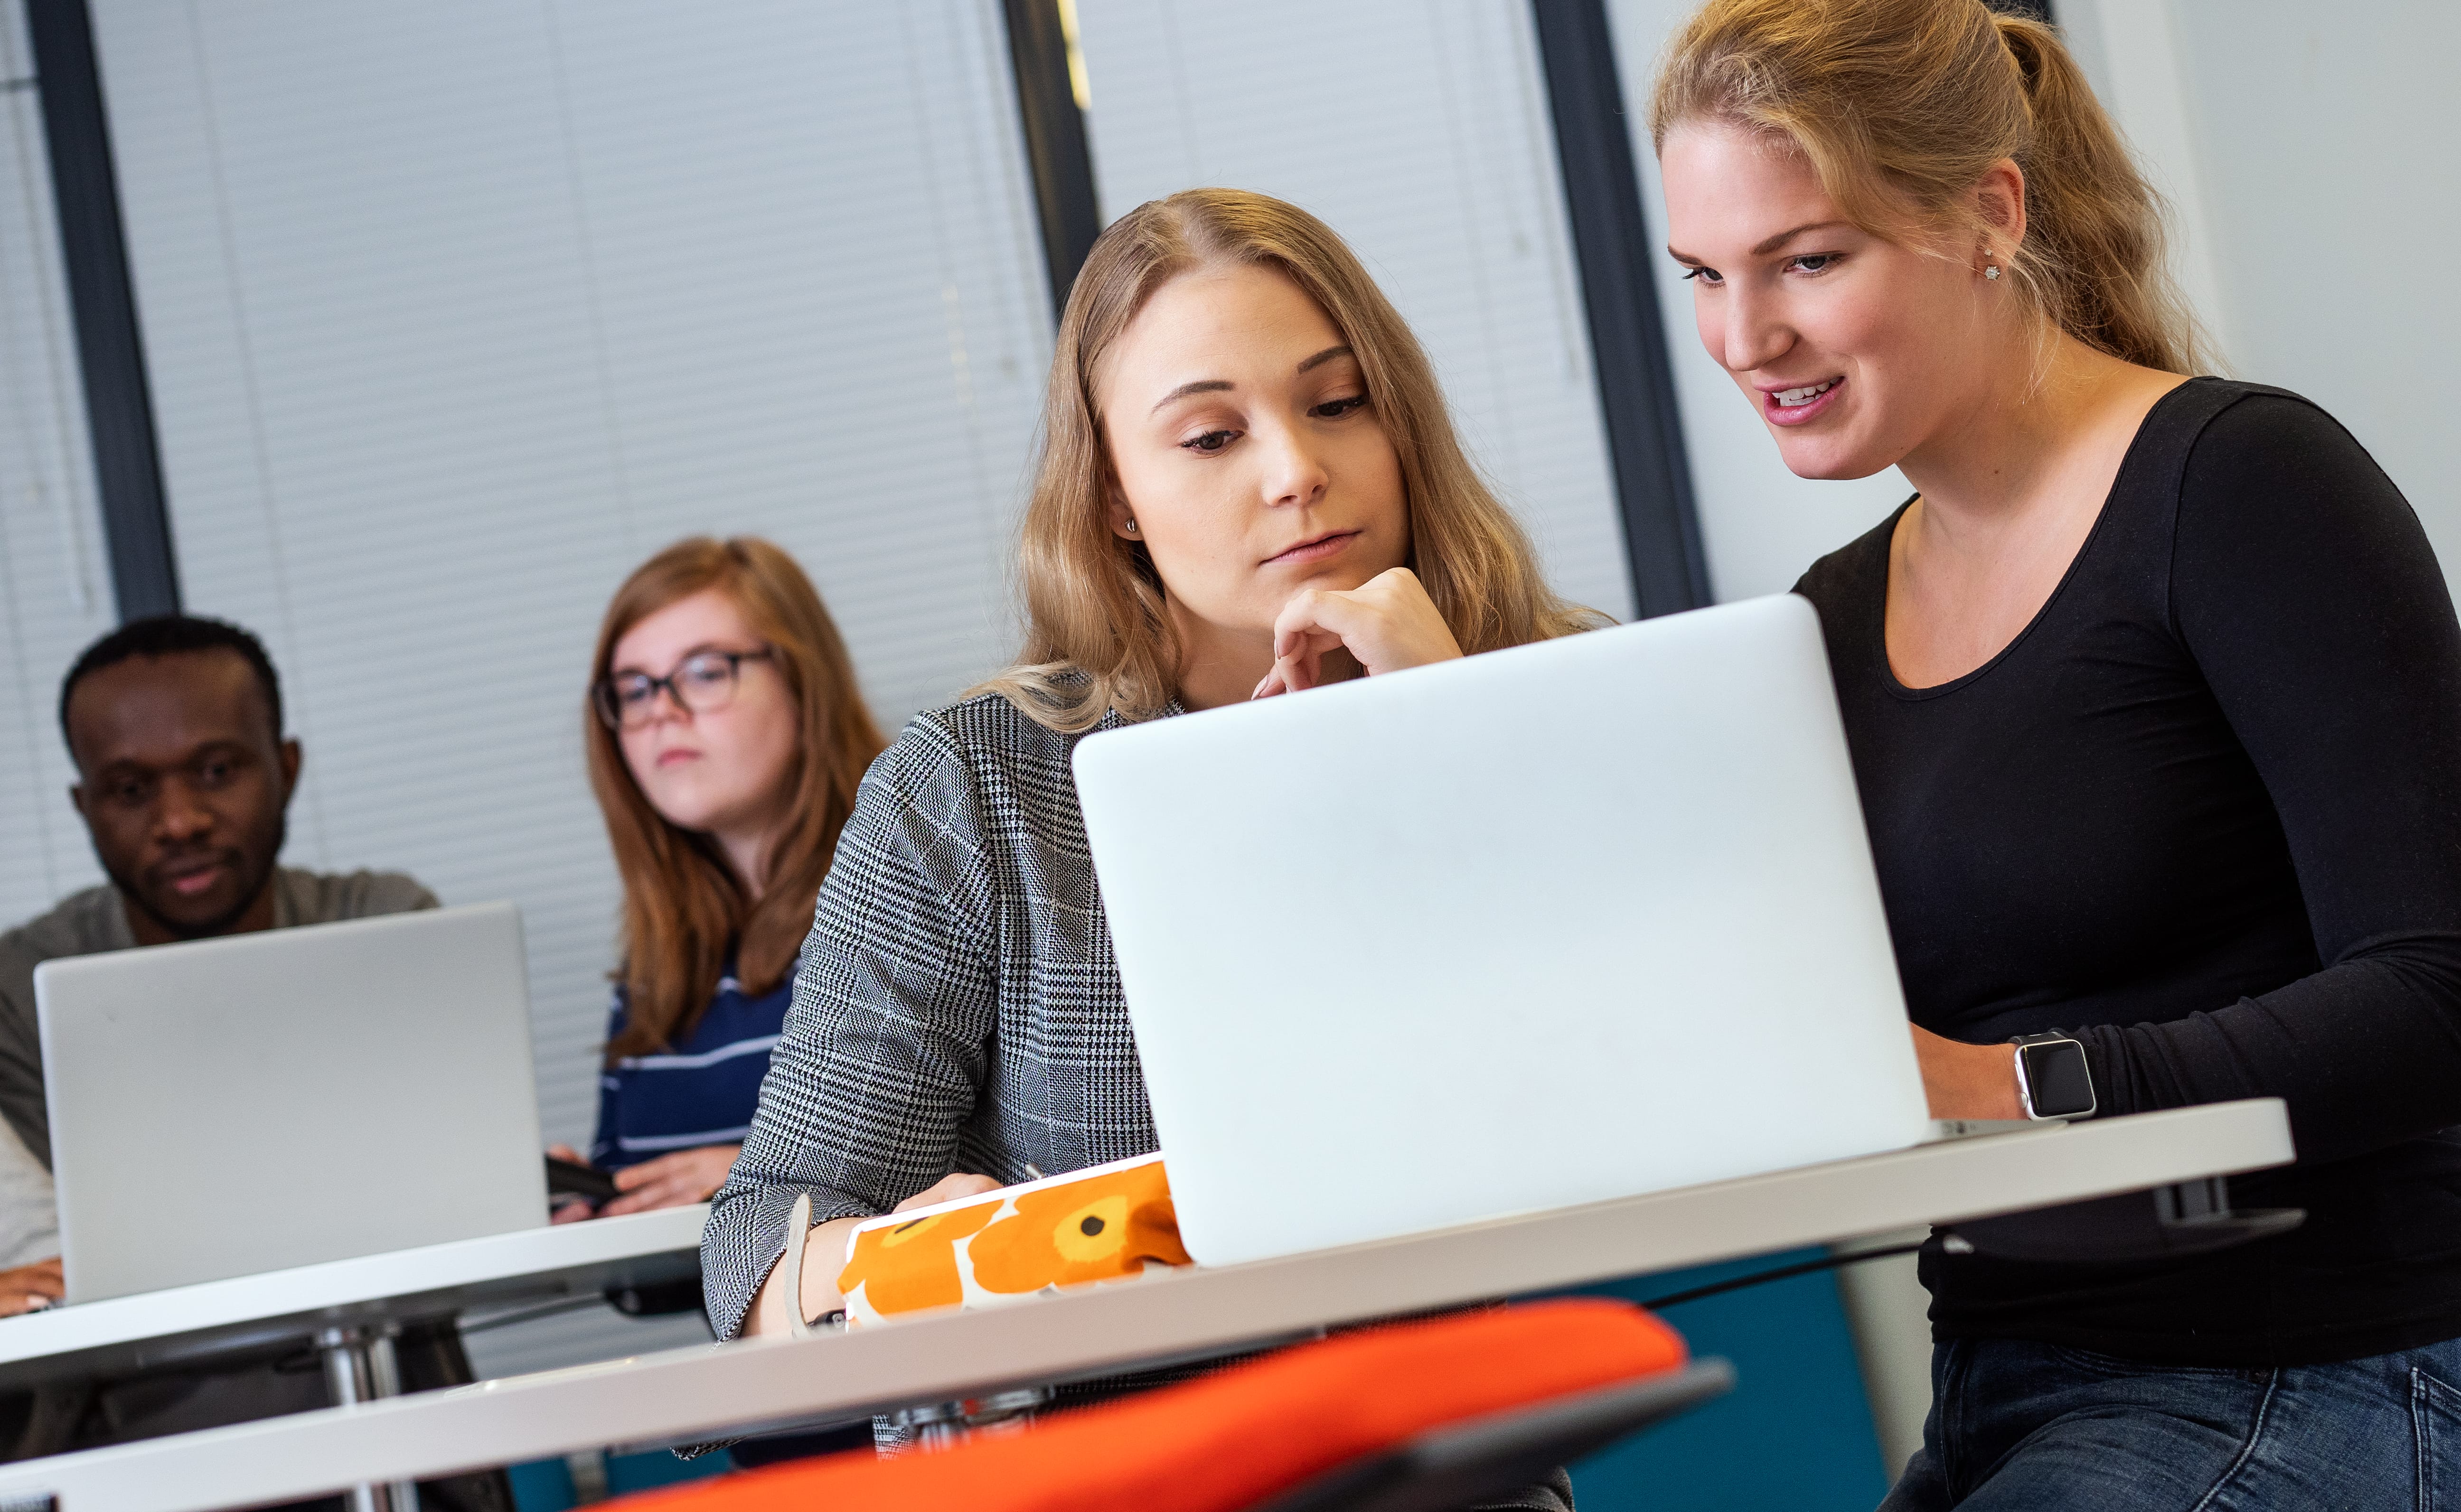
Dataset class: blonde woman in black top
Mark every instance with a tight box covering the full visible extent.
[1654,0,2461,1505]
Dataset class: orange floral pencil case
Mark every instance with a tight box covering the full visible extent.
[836,1153,1191,1325]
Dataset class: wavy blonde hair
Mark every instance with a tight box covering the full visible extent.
[1650,0,2207,375]
[981,188,1602,732]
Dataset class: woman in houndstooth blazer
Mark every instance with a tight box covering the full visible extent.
[702,189,1601,1498]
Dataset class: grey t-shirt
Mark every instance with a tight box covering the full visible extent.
[0,867,438,1172]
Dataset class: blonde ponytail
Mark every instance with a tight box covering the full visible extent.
[1650,0,2207,375]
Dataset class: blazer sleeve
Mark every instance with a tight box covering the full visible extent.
[2075,392,2461,1163]
[698,716,1001,1339]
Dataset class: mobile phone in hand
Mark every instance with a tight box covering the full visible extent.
[545,1155,621,1204]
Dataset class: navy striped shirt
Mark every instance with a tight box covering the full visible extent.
[590,964,789,1169]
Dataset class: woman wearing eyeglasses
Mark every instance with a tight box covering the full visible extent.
[552,537,886,1221]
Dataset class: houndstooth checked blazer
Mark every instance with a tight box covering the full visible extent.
[700,688,1166,1341]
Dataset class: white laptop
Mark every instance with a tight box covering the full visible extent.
[1072,593,1931,1268]
[38,902,548,1302]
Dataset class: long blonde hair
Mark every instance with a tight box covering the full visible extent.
[982,188,1601,732]
[1650,0,2207,375]
[585,537,886,1059]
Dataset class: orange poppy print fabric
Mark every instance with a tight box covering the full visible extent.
[836,1154,1191,1325]
[832,1200,1000,1316]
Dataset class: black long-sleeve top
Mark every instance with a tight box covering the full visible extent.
[1794,379,2461,1365]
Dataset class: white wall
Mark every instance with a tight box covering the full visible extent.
[2082,0,2460,583]
[1072,0,1638,622]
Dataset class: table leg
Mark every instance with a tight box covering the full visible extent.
[316,1326,420,1512]
[889,1386,1051,1449]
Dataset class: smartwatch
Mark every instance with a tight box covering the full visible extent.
[2010,1032,2096,1120]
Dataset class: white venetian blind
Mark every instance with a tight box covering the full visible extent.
[0,0,112,931]
[1071,0,1638,622]
[88,0,1053,1145]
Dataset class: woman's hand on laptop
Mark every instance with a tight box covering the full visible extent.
[1253,568,1463,698]
[599,1143,744,1216]
[0,1257,63,1316]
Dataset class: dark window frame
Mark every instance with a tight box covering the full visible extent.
[1000,0,1103,321]
[26,0,179,621]
[1531,0,1710,619]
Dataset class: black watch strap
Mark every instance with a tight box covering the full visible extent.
[2010,1032,2097,1120]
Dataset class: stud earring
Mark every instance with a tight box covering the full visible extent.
[1983,263,2002,281]
[1124,519,1138,533]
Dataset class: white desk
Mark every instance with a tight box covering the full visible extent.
[0,1205,707,1391]
[0,1101,2293,1512]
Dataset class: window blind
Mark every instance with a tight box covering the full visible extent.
[0,0,111,933]
[1072,0,1639,622]
[0,0,116,1262]
[90,0,1053,1146]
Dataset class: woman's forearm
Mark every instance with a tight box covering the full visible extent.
[743,1214,865,1337]
[1910,1026,2023,1121]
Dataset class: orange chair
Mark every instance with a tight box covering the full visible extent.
[618,1298,1729,1512]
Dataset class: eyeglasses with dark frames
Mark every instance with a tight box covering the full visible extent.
[593,648,774,731]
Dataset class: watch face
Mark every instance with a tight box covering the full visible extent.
[2020,1040,2095,1118]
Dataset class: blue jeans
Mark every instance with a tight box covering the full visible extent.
[1879,1335,2461,1509]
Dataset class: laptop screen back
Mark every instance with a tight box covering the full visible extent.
[38,902,545,1302]
[1072,596,1930,1267]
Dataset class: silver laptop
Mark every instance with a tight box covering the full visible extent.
[1072,594,1931,1268]
[38,902,547,1302]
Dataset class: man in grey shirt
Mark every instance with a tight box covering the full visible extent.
[0,616,435,1177]
[0,616,509,1508]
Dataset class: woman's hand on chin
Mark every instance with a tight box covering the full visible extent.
[1253,567,1464,698]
